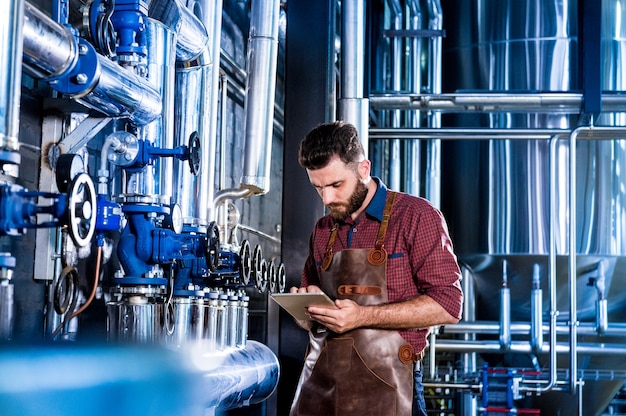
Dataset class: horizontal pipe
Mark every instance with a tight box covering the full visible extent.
[443,321,626,337]
[434,339,626,355]
[369,93,626,113]
[22,1,161,126]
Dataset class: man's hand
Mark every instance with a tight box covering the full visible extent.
[306,298,363,333]
[288,285,323,330]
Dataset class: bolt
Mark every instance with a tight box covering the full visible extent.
[78,44,89,55]
[75,73,88,84]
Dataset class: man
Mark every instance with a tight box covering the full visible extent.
[289,121,463,416]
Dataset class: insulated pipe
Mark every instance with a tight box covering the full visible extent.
[22,1,162,126]
[240,0,280,194]
[147,0,209,62]
[141,18,176,199]
[338,0,369,155]
[0,0,24,160]
[173,0,223,226]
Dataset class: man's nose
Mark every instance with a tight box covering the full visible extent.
[320,188,337,205]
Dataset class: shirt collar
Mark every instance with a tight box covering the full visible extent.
[364,177,388,222]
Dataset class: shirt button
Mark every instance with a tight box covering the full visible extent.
[352,228,357,233]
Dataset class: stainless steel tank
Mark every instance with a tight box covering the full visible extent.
[441,0,626,414]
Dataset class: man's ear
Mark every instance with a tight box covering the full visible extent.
[358,159,371,178]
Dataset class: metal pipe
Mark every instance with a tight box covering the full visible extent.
[0,0,24,158]
[406,0,422,196]
[425,0,443,207]
[240,0,280,194]
[499,260,511,349]
[568,126,581,394]
[369,128,568,140]
[595,260,608,335]
[141,18,176,199]
[433,339,626,356]
[443,321,626,337]
[338,0,369,155]
[369,92,626,113]
[22,1,162,126]
[385,0,402,190]
[147,0,209,62]
[530,263,543,352]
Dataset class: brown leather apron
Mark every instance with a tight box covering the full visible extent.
[290,192,414,416]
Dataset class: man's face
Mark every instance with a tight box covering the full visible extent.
[307,156,369,220]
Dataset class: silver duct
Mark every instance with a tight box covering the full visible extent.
[338,0,368,154]
[0,0,24,159]
[240,0,280,195]
[131,18,176,199]
[147,0,209,62]
[21,1,162,127]
[173,0,223,226]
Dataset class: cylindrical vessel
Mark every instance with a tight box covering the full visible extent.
[215,293,228,349]
[106,295,165,343]
[236,293,249,347]
[204,290,219,349]
[168,295,205,347]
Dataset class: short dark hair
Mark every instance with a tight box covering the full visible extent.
[298,121,365,170]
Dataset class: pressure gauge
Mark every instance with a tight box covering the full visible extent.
[56,153,85,193]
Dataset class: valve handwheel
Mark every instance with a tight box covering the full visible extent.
[205,221,221,272]
[67,173,97,247]
[239,239,252,285]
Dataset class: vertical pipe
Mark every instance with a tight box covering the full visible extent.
[595,261,608,335]
[461,266,478,414]
[195,0,223,224]
[386,0,402,191]
[141,18,176,199]
[569,127,579,394]
[425,0,442,207]
[0,0,24,163]
[240,0,280,194]
[530,263,543,352]
[406,0,422,196]
[499,260,511,349]
[338,0,369,156]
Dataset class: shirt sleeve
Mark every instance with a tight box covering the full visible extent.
[412,205,464,320]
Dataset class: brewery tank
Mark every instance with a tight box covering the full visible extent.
[440,0,626,414]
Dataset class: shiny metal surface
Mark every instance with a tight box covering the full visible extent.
[184,340,280,411]
[240,0,280,194]
[147,0,209,62]
[0,284,13,341]
[168,297,205,347]
[21,1,76,79]
[107,297,165,343]
[0,0,24,154]
[21,1,162,126]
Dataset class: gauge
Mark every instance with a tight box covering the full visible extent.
[55,153,84,193]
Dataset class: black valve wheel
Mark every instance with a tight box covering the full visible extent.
[277,262,286,293]
[268,261,277,293]
[205,221,221,272]
[67,173,97,247]
[256,258,268,293]
[239,240,252,285]
[188,132,201,175]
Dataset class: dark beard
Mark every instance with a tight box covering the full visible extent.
[327,180,369,220]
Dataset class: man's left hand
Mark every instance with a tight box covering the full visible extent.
[306,298,363,333]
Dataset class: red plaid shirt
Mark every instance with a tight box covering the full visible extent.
[301,178,463,353]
